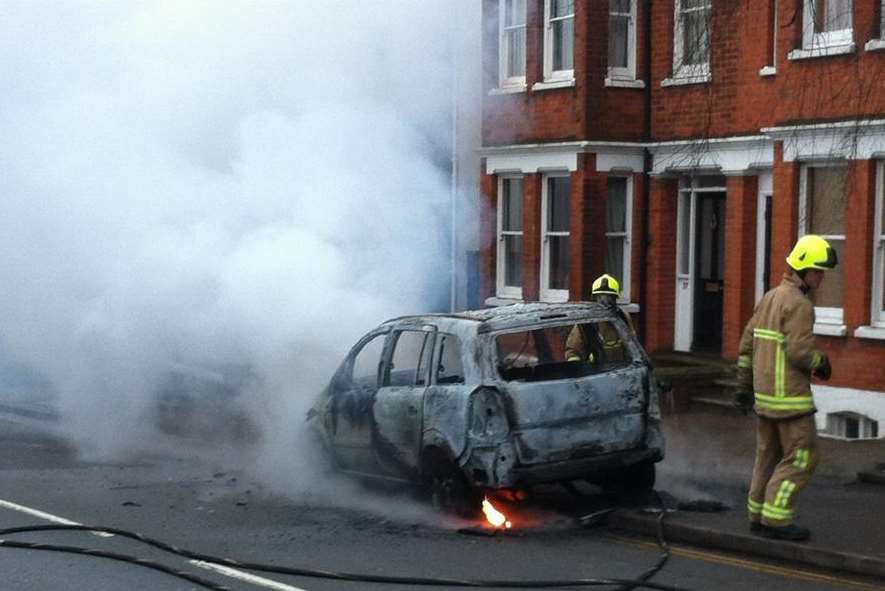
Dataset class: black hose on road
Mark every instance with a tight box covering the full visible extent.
[0,505,686,591]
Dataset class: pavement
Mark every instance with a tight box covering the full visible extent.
[607,354,885,580]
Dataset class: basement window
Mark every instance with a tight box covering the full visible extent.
[823,412,880,440]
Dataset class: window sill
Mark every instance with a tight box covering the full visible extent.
[788,43,856,61]
[865,39,885,52]
[621,303,640,314]
[759,66,776,77]
[532,78,576,91]
[813,323,847,337]
[605,77,646,89]
[489,84,528,96]
[661,73,711,87]
[854,325,885,340]
[485,296,522,308]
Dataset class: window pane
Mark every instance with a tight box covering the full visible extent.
[610,0,631,13]
[826,0,852,31]
[808,166,847,235]
[548,236,570,289]
[507,28,526,77]
[504,235,523,287]
[552,0,575,18]
[553,18,574,71]
[609,14,629,69]
[548,177,570,231]
[607,178,627,233]
[606,237,625,285]
[352,334,385,384]
[683,0,709,8]
[503,179,523,231]
[388,331,428,387]
[698,174,727,188]
[682,10,710,65]
[880,243,885,312]
[811,239,844,308]
[436,334,465,384]
[506,0,526,26]
[814,0,852,32]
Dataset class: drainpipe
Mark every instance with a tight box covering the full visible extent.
[640,0,653,346]
[450,17,460,313]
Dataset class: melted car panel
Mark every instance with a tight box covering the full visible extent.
[308,303,664,493]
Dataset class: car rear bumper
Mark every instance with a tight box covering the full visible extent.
[507,446,663,485]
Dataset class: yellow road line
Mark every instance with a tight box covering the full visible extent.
[611,536,885,591]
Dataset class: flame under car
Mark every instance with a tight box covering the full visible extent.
[307,302,665,516]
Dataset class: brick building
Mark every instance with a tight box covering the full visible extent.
[479,0,885,438]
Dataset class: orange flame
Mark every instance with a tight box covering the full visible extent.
[482,497,512,529]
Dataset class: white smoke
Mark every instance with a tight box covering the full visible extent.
[0,0,477,500]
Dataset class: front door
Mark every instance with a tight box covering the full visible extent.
[692,192,726,352]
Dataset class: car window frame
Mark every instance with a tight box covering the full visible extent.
[383,326,437,388]
[491,314,640,382]
[431,331,467,386]
[342,327,391,388]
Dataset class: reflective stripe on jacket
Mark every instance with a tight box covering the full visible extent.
[737,273,826,419]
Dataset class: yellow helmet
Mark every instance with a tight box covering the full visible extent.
[591,274,621,297]
[786,235,838,272]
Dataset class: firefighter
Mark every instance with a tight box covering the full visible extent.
[566,274,633,364]
[737,234,836,541]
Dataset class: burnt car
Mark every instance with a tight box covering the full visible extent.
[307,302,664,514]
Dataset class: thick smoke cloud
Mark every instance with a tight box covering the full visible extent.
[0,0,471,498]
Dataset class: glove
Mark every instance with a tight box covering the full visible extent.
[734,366,754,413]
[813,354,832,381]
[734,389,754,413]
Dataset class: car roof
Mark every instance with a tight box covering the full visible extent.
[381,302,619,334]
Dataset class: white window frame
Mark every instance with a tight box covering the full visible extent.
[872,161,885,327]
[543,0,575,83]
[608,0,637,83]
[540,172,571,303]
[496,175,524,300]
[605,175,633,304]
[802,0,853,49]
[798,162,847,326]
[498,0,527,90]
[671,0,712,81]
[869,1,885,50]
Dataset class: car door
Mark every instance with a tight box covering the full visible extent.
[329,329,389,473]
[373,326,435,478]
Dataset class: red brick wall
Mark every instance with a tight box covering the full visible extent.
[645,177,679,352]
[482,0,647,146]
[770,143,800,289]
[480,168,497,302]
[843,159,877,329]
[816,336,885,392]
[722,175,759,359]
[522,173,542,302]
[650,1,885,141]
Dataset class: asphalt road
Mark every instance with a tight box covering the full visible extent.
[0,415,880,591]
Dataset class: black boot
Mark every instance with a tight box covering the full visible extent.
[761,524,810,541]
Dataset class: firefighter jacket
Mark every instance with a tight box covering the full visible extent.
[737,273,827,419]
[565,310,634,364]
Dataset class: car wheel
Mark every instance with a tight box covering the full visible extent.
[430,463,481,518]
[602,460,656,495]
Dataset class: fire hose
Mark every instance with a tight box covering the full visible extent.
[0,506,688,591]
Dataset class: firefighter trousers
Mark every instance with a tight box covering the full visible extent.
[747,414,818,527]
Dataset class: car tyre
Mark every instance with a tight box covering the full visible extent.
[430,463,481,518]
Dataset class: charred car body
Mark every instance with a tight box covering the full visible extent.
[308,303,664,514]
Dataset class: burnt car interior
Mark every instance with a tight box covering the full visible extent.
[496,321,631,382]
